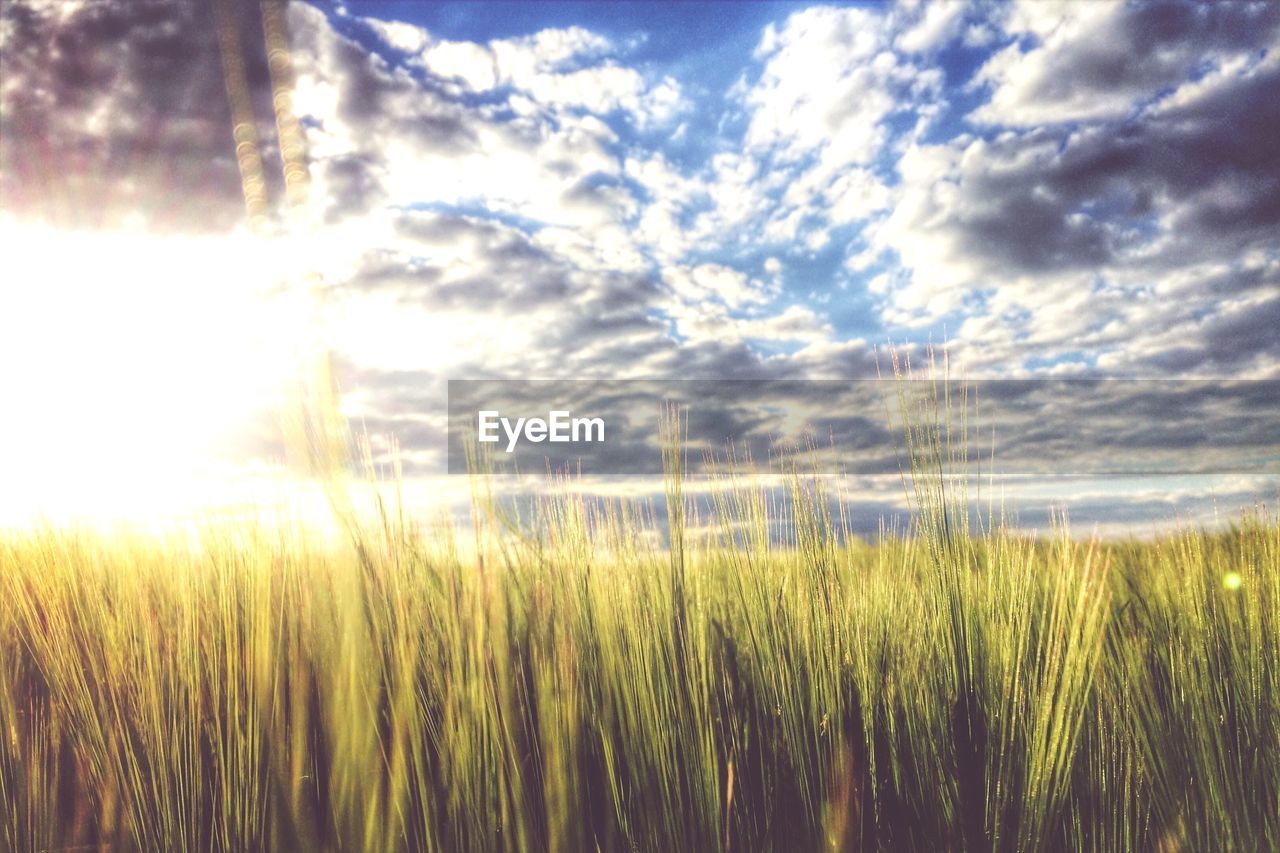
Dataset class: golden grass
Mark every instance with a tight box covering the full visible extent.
[1,377,1276,851]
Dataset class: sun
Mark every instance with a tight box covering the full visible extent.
[0,218,318,526]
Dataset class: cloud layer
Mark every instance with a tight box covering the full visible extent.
[2,0,1277,529]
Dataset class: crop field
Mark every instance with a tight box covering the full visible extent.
[1,403,1277,852]
[6,0,1279,849]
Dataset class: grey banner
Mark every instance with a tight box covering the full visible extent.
[446,379,1280,476]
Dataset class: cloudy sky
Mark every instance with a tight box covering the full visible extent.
[1,0,1277,531]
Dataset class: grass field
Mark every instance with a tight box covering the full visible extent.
[1,391,1277,851]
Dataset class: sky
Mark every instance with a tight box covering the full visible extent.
[0,0,1277,532]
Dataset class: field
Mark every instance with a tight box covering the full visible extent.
[1,399,1277,852]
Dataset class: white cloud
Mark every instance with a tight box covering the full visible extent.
[421,39,499,90]
[290,5,639,232]
[745,7,899,163]
[365,18,433,54]
[738,305,831,342]
[404,24,687,125]
[896,1,967,54]
[666,263,770,307]
[682,4,946,259]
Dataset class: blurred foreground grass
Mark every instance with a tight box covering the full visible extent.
[1,392,1276,851]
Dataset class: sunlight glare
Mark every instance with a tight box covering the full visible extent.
[0,220,314,524]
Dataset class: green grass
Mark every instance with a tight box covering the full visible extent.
[1,382,1277,851]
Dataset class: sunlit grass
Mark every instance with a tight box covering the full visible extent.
[1,378,1276,851]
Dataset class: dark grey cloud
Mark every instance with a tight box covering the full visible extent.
[347,212,577,311]
[0,0,282,231]
[317,153,388,223]
[932,58,1280,281]
[976,0,1280,125]
[311,21,476,155]
[880,1,1280,376]
[1064,71,1280,249]
[1119,293,1280,374]
[1201,294,1280,362]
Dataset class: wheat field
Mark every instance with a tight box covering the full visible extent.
[1,397,1276,852]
